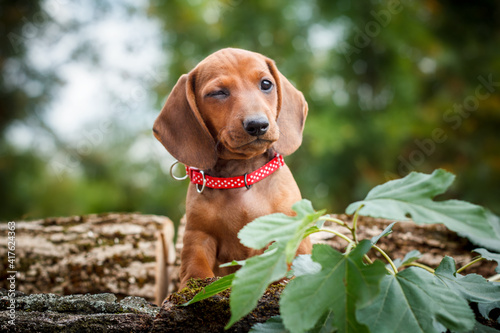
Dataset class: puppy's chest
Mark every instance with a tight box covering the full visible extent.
[204,190,273,235]
[189,183,275,218]
[189,185,274,235]
[216,233,262,265]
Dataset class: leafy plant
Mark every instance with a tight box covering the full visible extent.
[183,169,500,332]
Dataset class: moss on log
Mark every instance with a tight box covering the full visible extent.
[0,278,282,332]
[0,289,158,332]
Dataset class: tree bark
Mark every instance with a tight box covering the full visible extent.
[0,213,174,303]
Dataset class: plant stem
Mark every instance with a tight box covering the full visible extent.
[317,228,353,244]
[319,215,346,226]
[406,262,435,274]
[363,254,373,264]
[372,244,397,275]
[345,242,355,255]
[351,204,364,243]
[487,274,500,282]
[456,257,485,274]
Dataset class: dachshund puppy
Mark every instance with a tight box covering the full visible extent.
[153,48,311,290]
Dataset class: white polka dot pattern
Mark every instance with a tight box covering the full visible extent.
[186,154,285,189]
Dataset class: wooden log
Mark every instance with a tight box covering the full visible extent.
[0,213,175,304]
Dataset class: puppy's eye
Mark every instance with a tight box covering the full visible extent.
[260,79,273,92]
[207,90,229,98]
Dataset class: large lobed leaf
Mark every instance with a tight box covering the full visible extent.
[290,254,321,277]
[462,211,500,252]
[393,249,422,269]
[346,169,495,240]
[280,241,387,333]
[238,199,324,261]
[226,199,324,329]
[478,301,500,325]
[249,316,287,333]
[434,256,500,329]
[226,244,287,329]
[474,248,500,274]
[356,266,475,333]
[434,256,500,304]
[249,313,336,333]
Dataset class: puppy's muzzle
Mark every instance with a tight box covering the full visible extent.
[243,115,270,137]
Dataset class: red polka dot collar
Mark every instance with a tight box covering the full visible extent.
[185,153,285,193]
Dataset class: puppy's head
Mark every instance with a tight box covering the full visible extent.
[153,48,308,170]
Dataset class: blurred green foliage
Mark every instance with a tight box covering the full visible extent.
[1,0,499,223]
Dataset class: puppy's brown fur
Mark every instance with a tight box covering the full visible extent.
[154,48,311,290]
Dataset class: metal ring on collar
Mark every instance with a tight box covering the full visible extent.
[244,173,252,190]
[196,170,206,194]
[170,161,188,181]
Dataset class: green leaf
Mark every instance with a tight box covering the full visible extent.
[371,221,397,245]
[473,248,500,273]
[182,273,235,306]
[226,200,324,329]
[478,301,500,321]
[249,316,288,333]
[462,210,500,252]
[309,310,336,333]
[303,225,321,238]
[225,243,288,329]
[435,256,500,304]
[393,249,422,269]
[238,199,324,263]
[357,267,475,333]
[239,199,318,249]
[316,218,327,229]
[472,321,500,333]
[280,240,387,333]
[290,254,321,277]
[346,169,494,239]
[219,259,246,268]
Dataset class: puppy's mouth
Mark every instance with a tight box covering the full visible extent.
[221,136,276,156]
[238,138,274,149]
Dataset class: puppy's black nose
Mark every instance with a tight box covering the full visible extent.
[243,116,270,137]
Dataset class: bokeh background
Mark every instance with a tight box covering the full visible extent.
[1,0,499,224]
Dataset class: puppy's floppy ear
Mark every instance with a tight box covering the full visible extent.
[266,59,308,156]
[153,73,217,169]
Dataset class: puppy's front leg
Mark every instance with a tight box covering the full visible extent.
[296,237,312,255]
[178,230,218,290]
